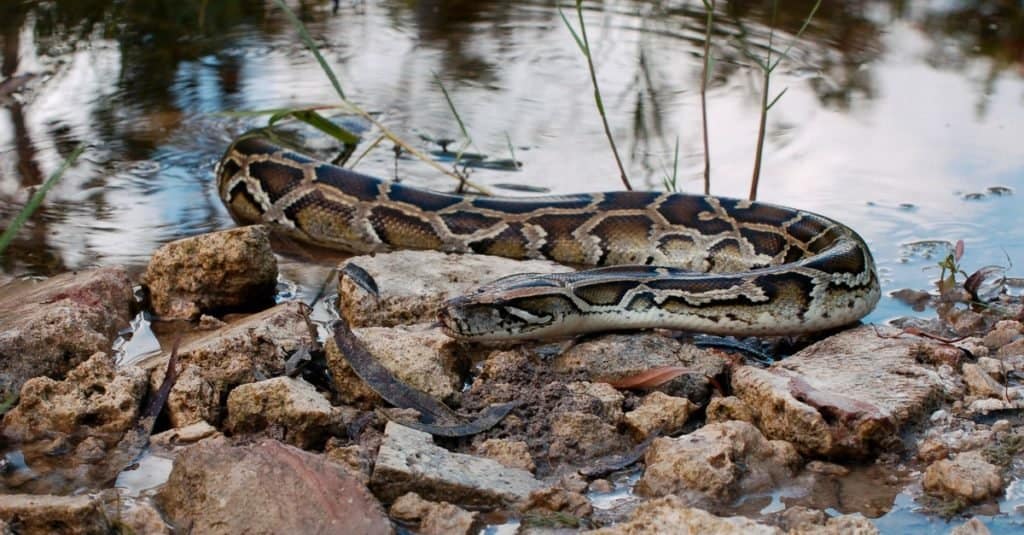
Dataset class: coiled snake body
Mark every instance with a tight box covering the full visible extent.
[218,135,880,341]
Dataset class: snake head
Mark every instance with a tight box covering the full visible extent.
[439,273,578,341]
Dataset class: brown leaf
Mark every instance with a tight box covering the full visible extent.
[607,366,695,389]
[954,239,965,262]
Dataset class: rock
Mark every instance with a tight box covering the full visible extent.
[475,439,535,473]
[0,494,110,535]
[147,301,317,427]
[976,357,1005,380]
[101,493,170,535]
[950,517,991,535]
[1,352,147,485]
[922,450,1003,503]
[996,337,1024,358]
[805,461,850,477]
[325,442,374,483]
[157,438,390,534]
[786,512,879,534]
[982,320,1022,349]
[326,323,461,406]
[552,333,726,403]
[521,486,592,518]
[732,325,946,458]
[226,376,349,448]
[370,422,544,507]
[549,411,626,463]
[566,381,625,424]
[142,226,277,319]
[150,421,220,450]
[389,493,477,535]
[623,391,696,440]
[962,363,1004,398]
[586,495,782,534]
[916,439,949,463]
[636,420,800,503]
[706,396,755,424]
[0,266,134,400]
[337,250,572,327]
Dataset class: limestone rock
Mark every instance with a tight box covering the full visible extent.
[549,411,626,463]
[586,495,782,534]
[732,325,946,458]
[922,450,1003,503]
[962,363,1004,398]
[157,438,390,534]
[370,422,544,507]
[326,323,461,406]
[0,266,134,400]
[147,301,317,426]
[142,225,277,319]
[552,333,725,403]
[0,494,110,535]
[337,250,572,328]
[150,421,219,450]
[623,391,696,440]
[636,420,800,503]
[950,517,992,535]
[566,381,625,424]
[226,376,348,448]
[2,352,147,485]
[706,396,755,424]
[521,486,592,518]
[475,439,535,473]
[389,493,477,535]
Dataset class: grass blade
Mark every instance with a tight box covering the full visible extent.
[271,0,346,101]
[0,145,85,257]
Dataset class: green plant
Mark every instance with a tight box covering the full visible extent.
[559,1,632,191]
[0,144,85,258]
[937,240,966,292]
[699,0,715,195]
[745,0,822,201]
[267,0,492,194]
[662,136,681,193]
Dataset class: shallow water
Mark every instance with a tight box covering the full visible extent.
[1,0,1023,529]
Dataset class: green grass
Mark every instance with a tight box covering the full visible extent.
[0,144,85,258]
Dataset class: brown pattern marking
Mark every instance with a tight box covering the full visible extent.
[369,205,444,250]
[469,223,530,259]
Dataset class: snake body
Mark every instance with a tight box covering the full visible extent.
[217,135,880,341]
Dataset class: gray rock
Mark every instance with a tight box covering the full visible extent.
[0,494,110,535]
[732,325,947,458]
[337,250,571,328]
[371,422,544,507]
[142,226,277,320]
[157,438,391,534]
[145,301,318,427]
[0,266,134,400]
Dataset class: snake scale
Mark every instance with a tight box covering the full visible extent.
[217,135,880,341]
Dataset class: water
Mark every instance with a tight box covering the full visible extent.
[1,0,1022,530]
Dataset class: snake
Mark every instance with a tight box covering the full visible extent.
[217,134,880,341]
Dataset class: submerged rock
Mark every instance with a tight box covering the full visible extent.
[325,323,462,407]
[0,494,110,535]
[732,325,946,458]
[146,301,317,427]
[337,250,571,328]
[157,438,390,534]
[636,420,800,504]
[0,266,134,400]
[142,225,277,320]
[370,422,544,507]
[1,352,147,487]
[922,450,1003,503]
[586,495,782,534]
[226,376,351,449]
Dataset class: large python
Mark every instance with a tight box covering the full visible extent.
[217,134,880,341]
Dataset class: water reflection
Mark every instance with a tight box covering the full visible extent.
[0,0,1021,318]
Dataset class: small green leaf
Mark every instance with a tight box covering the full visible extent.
[766,87,788,110]
[289,110,361,145]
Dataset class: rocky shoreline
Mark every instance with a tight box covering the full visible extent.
[1,225,1021,534]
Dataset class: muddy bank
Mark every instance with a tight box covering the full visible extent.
[1,231,1023,533]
